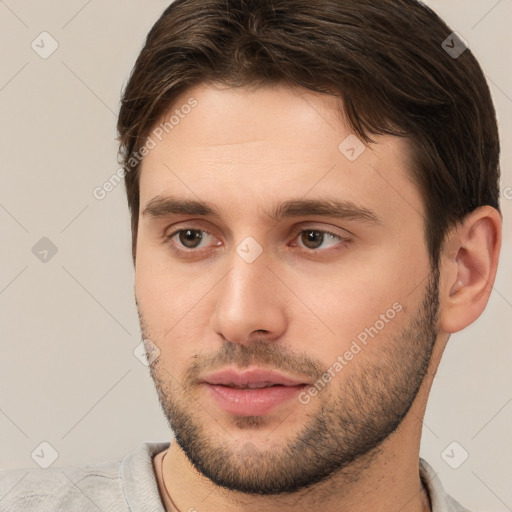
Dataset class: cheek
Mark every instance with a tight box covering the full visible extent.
[135,250,216,355]
[291,247,424,353]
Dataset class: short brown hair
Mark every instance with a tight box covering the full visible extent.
[117,0,500,267]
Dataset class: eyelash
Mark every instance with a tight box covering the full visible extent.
[165,226,351,257]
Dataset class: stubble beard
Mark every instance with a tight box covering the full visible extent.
[139,269,440,495]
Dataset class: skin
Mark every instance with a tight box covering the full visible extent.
[133,82,502,512]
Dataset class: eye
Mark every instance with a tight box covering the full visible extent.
[166,226,350,257]
[291,228,349,251]
[167,228,219,252]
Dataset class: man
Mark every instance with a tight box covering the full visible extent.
[0,0,502,511]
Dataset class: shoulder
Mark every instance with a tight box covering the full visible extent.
[419,458,472,512]
[444,493,473,512]
[0,455,124,512]
[0,441,169,512]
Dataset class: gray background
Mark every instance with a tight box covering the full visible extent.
[0,0,511,510]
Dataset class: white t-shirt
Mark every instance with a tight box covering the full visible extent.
[0,442,471,511]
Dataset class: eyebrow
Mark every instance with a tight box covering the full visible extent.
[142,195,381,225]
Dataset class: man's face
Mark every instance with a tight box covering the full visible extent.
[135,83,440,494]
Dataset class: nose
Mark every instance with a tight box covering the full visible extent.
[209,248,288,345]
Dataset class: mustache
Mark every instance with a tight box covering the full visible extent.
[182,339,327,387]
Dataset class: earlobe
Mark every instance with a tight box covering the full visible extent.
[439,206,502,334]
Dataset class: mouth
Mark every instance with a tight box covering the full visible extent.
[201,367,309,416]
[218,382,289,389]
[202,367,308,387]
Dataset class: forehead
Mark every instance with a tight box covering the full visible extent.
[138,82,422,225]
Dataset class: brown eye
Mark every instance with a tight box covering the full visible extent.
[178,229,204,248]
[298,230,343,250]
[295,229,350,254]
[301,230,325,249]
[166,227,221,257]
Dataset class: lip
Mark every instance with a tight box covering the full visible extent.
[202,368,308,388]
[202,367,309,416]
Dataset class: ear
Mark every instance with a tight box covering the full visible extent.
[438,206,502,334]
